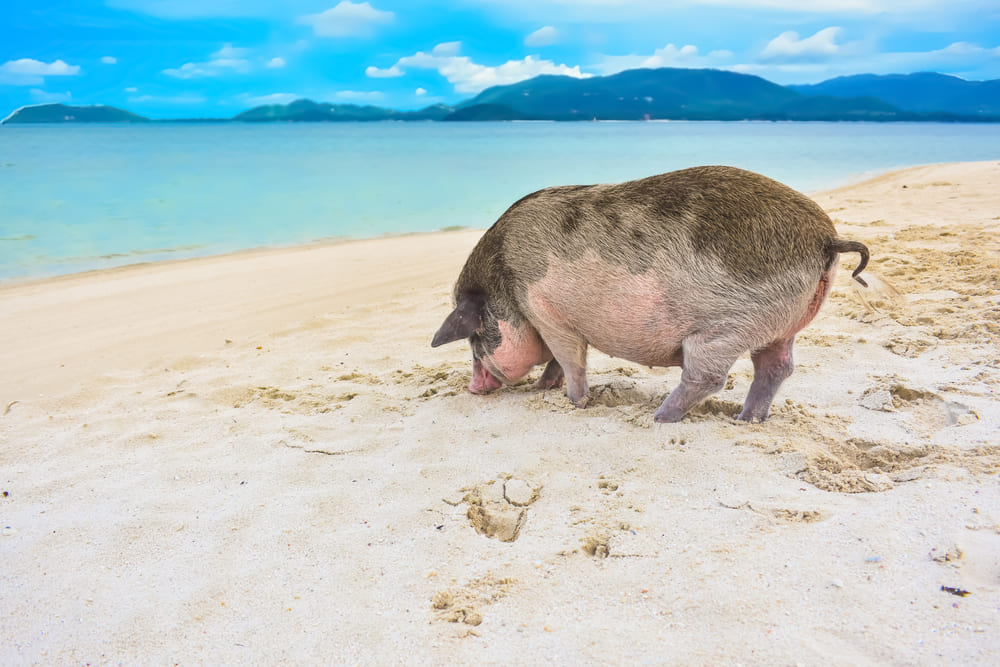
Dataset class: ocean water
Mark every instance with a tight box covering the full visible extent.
[2,121,1000,282]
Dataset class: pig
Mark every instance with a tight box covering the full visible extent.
[431,165,869,423]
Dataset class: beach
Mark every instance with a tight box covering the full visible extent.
[1,161,998,663]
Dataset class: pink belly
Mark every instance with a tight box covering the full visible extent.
[525,271,688,367]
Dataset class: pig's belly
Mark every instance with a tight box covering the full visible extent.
[524,272,689,368]
[574,312,686,367]
[590,332,685,367]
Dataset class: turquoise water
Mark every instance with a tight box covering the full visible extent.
[2,121,1000,281]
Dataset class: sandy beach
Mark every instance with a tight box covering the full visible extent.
[2,162,998,663]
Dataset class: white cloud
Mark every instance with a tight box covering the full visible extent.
[525,26,558,47]
[431,41,462,57]
[163,44,251,78]
[761,27,844,62]
[212,44,249,60]
[101,56,118,65]
[164,63,213,79]
[300,2,394,38]
[365,64,403,78]
[594,43,734,75]
[415,87,427,96]
[936,41,1000,58]
[366,42,591,94]
[245,92,299,106]
[266,57,286,69]
[0,58,81,85]
[125,86,138,92]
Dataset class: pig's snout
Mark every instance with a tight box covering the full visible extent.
[469,359,503,394]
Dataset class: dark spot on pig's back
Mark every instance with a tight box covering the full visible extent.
[559,201,583,234]
[646,167,834,282]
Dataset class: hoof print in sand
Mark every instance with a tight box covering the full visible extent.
[224,385,356,414]
[458,477,540,542]
[432,590,482,627]
[431,574,517,628]
[797,437,932,493]
[581,533,612,559]
[587,380,657,410]
[579,521,651,559]
[860,379,977,430]
[721,500,827,524]
[685,397,743,421]
[884,334,936,358]
[402,364,466,399]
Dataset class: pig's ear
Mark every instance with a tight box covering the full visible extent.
[431,295,484,347]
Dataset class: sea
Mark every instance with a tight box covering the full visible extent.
[2,121,1000,282]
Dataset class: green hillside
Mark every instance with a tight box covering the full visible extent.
[2,103,149,124]
[233,99,452,122]
[462,68,903,120]
[4,69,999,124]
[790,73,1000,116]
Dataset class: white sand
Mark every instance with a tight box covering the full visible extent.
[1,162,998,663]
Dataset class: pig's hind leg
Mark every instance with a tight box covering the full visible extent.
[738,337,794,423]
[653,335,743,423]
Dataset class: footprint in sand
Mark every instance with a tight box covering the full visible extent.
[451,476,541,543]
[859,380,978,431]
[430,574,517,628]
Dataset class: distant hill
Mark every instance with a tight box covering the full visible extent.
[790,72,1000,116]
[461,67,905,120]
[1,103,149,124]
[233,99,452,122]
[443,103,525,121]
[3,69,1000,124]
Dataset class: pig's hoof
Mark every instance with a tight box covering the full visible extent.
[653,405,687,424]
[653,407,684,423]
[736,409,768,423]
[534,377,564,390]
[571,397,588,409]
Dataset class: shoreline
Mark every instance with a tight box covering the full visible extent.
[0,227,479,289]
[2,160,998,663]
[0,160,919,287]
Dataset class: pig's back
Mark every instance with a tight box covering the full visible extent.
[499,166,835,283]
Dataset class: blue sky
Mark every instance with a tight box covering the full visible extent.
[2,0,999,118]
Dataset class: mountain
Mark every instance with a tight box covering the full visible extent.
[790,73,1000,116]
[443,103,525,121]
[461,68,903,120]
[233,99,452,122]
[1,103,149,124]
[4,70,1000,124]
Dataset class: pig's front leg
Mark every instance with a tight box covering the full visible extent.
[536,328,589,408]
[654,335,741,422]
[534,358,565,390]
